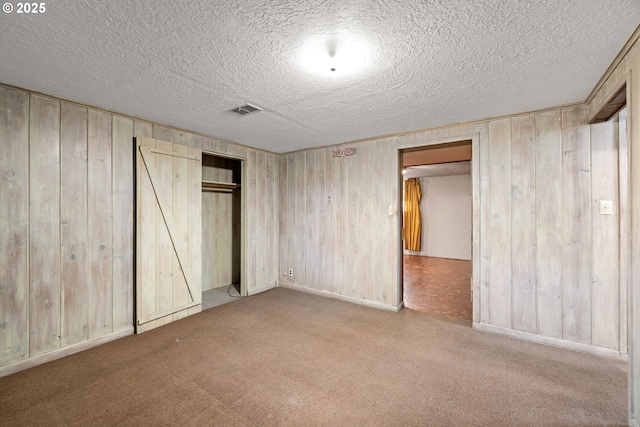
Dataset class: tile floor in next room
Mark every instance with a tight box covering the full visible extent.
[403,255,472,321]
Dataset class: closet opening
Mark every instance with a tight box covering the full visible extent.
[201,153,243,310]
[400,140,473,321]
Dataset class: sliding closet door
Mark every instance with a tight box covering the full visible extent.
[135,136,202,333]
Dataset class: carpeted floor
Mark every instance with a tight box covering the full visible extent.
[403,255,472,320]
[0,287,627,426]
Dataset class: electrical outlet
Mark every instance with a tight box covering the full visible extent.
[288,268,293,276]
[599,200,613,215]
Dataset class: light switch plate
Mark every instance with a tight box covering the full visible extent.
[600,200,613,215]
[388,205,393,216]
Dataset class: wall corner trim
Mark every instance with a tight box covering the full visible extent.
[278,282,402,312]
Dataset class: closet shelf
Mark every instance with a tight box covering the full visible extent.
[202,180,241,192]
[202,180,240,189]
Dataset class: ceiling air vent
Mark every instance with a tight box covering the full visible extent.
[232,103,263,115]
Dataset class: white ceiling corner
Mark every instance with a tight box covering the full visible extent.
[0,0,638,153]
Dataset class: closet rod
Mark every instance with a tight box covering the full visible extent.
[202,181,240,190]
[202,188,234,193]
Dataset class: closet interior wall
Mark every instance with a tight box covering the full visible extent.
[202,155,241,292]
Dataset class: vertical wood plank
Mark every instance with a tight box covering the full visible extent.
[359,143,374,302]
[136,137,157,327]
[269,153,279,287]
[469,122,490,324]
[305,150,319,286]
[245,149,257,291]
[618,107,629,354]
[535,110,564,338]
[0,87,30,364]
[372,141,386,302]
[256,151,267,288]
[142,140,157,322]
[591,119,619,350]
[171,133,190,320]
[324,148,336,294]
[347,145,363,299]
[294,151,306,285]
[29,95,61,356]
[278,156,289,283]
[285,154,296,284]
[201,191,213,291]
[488,118,512,328]
[156,139,175,325]
[511,114,537,333]
[187,144,202,315]
[201,137,215,153]
[236,144,248,160]
[153,125,172,142]
[60,102,88,346]
[133,120,153,138]
[217,192,228,287]
[335,149,349,296]
[385,140,398,306]
[327,149,350,295]
[315,151,327,290]
[562,107,591,344]
[112,115,134,331]
[217,140,230,156]
[87,110,113,338]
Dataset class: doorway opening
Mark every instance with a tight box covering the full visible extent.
[201,153,243,310]
[400,140,473,321]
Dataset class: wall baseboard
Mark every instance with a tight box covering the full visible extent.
[278,282,402,312]
[473,322,627,361]
[0,327,134,378]
[248,282,278,296]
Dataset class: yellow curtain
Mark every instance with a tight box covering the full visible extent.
[403,178,422,251]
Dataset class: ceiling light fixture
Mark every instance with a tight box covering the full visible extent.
[300,34,370,77]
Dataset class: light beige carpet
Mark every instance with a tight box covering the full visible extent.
[0,287,627,426]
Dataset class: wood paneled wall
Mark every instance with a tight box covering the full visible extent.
[588,32,638,425]
[278,140,398,308]
[279,105,627,355]
[0,85,279,374]
[0,88,134,370]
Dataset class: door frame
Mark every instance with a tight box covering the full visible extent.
[201,149,248,297]
[396,134,480,322]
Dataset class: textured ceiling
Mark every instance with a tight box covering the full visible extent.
[1,1,638,153]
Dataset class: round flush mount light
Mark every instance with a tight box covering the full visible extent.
[299,34,371,78]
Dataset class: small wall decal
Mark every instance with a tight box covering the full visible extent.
[332,147,357,158]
